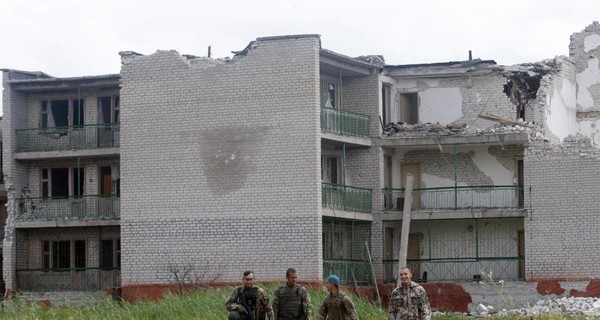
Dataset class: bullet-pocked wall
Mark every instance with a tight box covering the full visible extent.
[118,35,323,288]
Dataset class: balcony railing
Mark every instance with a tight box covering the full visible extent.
[322,183,372,213]
[321,107,370,137]
[382,257,524,282]
[323,259,372,285]
[382,185,524,211]
[17,268,121,291]
[16,124,120,152]
[16,195,120,221]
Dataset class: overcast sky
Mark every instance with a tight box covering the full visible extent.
[2,0,600,105]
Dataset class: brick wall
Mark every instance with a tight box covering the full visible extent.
[119,35,323,285]
[525,142,600,279]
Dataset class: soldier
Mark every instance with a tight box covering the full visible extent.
[388,267,431,320]
[316,274,358,320]
[225,270,274,320]
[272,268,311,320]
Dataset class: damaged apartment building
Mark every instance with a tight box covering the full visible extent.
[2,22,600,300]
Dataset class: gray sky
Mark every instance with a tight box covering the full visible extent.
[2,0,600,104]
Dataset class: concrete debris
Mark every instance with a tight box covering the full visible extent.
[382,120,541,138]
[470,297,600,316]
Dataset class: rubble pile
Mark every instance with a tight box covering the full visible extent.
[471,297,600,316]
[382,120,540,138]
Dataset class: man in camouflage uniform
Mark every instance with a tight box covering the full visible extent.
[272,268,311,320]
[388,267,431,320]
[225,270,274,320]
[316,274,358,320]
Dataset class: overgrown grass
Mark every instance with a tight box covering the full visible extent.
[0,284,595,319]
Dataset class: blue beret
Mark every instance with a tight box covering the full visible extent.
[326,274,340,286]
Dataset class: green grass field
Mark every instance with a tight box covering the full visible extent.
[0,284,591,319]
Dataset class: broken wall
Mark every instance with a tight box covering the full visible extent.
[119,35,323,286]
[571,22,600,145]
[395,145,521,189]
[541,58,578,144]
[394,73,515,129]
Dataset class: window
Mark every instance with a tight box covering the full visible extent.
[101,239,121,269]
[98,96,120,124]
[41,99,84,128]
[98,96,120,147]
[42,240,86,270]
[321,79,338,108]
[321,155,341,184]
[100,165,120,197]
[41,167,84,197]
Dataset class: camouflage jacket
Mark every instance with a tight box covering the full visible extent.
[225,285,274,320]
[272,284,311,320]
[316,291,358,320]
[388,282,431,320]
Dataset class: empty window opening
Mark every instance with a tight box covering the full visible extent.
[101,239,121,269]
[382,84,392,125]
[400,93,418,124]
[41,167,84,197]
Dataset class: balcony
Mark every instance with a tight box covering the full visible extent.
[17,268,120,291]
[16,124,120,153]
[321,107,370,137]
[16,195,120,222]
[322,183,372,213]
[382,257,524,282]
[383,185,524,211]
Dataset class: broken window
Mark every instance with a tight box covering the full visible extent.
[41,99,84,128]
[400,93,418,124]
[41,167,84,197]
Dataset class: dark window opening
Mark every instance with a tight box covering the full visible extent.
[101,239,121,269]
[400,93,418,124]
[74,240,86,268]
[53,241,70,269]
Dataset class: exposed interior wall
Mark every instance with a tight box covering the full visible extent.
[571,22,600,145]
[393,145,521,189]
[545,59,578,142]
[419,87,462,124]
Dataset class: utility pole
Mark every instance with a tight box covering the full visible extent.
[397,173,413,287]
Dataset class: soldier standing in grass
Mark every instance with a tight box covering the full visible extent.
[272,268,311,320]
[388,267,431,320]
[225,270,274,320]
[316,274,358,320]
